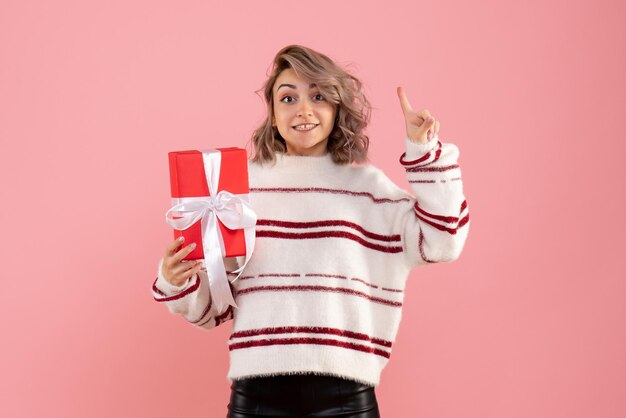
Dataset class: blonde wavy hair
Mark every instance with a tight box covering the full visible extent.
[249,44,372,166]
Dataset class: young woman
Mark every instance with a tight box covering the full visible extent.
[153,44,470,417]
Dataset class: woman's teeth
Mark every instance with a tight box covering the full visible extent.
[294,124,317,131]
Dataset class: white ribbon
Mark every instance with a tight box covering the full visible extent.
[165,149,256,313]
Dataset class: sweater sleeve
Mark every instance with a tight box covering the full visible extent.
[150,256,240,330]
[399,134,470,268]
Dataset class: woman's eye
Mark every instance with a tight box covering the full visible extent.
[279,94,324,103]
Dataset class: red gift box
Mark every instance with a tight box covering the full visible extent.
[168,147,249,261]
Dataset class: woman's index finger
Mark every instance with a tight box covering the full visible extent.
[396,86,413,115]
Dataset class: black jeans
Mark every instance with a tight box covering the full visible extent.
[226,373,381,417]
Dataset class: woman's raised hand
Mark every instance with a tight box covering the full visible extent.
[396,86,440,144]
[161,236,203,287]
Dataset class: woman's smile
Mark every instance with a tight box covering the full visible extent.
[293,123,319,132]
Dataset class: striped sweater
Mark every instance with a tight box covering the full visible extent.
[152,134,470,387]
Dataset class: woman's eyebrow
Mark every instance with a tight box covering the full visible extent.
[276,82,317,92]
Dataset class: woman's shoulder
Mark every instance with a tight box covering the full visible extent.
[347,162,412,199]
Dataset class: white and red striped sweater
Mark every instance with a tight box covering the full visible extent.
[152,134,470,387]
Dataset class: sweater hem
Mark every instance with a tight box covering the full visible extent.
[227,369,378,388]
[226,343,385,388]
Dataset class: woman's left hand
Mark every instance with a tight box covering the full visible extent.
[397,86,440,144]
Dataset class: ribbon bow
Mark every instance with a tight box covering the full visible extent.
[165,150,256,313]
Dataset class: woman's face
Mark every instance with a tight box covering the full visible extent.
[272,68,337,156]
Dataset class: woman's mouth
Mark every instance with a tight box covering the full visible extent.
[293,123,318,132]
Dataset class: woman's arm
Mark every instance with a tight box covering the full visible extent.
[394,87,470,267]
[399,135,470,268]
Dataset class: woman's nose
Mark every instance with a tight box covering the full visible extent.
[296,98,313,116]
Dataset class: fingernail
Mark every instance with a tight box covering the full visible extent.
[428,132,432,140]
[427,116,434,122]
[178,236,184,242]
[190,242,196,249]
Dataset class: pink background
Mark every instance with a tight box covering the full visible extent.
[1,0,625,417]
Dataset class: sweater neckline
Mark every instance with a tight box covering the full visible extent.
[272,151,340,172]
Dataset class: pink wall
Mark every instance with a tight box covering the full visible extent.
[1,0,625,417]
